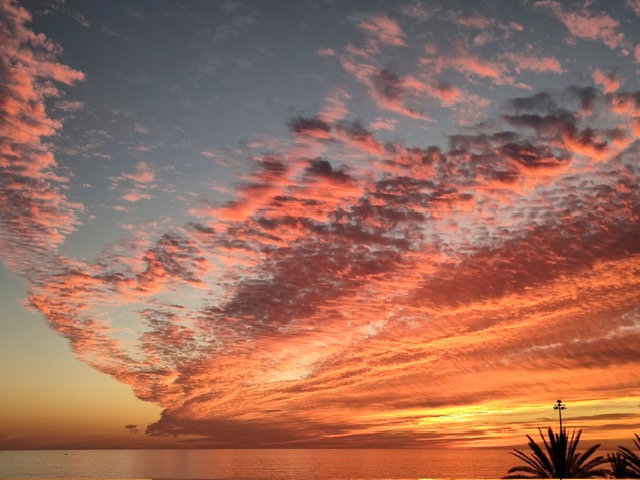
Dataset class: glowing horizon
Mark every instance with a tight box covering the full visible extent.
[1,0,640,450]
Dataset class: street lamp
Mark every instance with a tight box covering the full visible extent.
[553,399,566,432]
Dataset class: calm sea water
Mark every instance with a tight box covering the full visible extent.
[0,448,515,479]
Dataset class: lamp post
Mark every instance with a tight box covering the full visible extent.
[553,399,566,432]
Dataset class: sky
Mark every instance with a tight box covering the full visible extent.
[1,0,640,450]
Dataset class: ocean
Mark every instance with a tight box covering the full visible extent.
[0,448,515,479]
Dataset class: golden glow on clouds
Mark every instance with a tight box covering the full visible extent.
[2,0,640,449]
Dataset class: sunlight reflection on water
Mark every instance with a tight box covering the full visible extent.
[0,448,519,479]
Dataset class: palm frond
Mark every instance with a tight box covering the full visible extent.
[509,448,551,477]
[503,427,605,479]
[619,434,640,477]
[607,452,629,478]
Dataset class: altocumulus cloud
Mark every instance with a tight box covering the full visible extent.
[3,0,640,448]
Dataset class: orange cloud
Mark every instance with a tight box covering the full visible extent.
[5,0,640,450]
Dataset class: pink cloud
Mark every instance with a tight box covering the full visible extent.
[339,57,377,85]
[317,47,337,57]
[358,15,406,47]
[334,120,386,155]
[340,59,430,120]
[592,69,622,93]
[0,0,85,275]
[403,76,465,108]
[451,12,494,30]
[123,191,153,203]
[635,44,640,63]
[113,162,158,203]
[502,52,564,74]
[419,45,519,88]
[450,53,505,80]
[627,0,640,16]
[125,161,156,184]
[449,10,524,46]
[210,153,303,223]
[370,117,398,131]
[319,87,351,123]
[536,0,628,52]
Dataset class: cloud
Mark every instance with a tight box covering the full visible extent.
[133,123,150,135]
[54,99,85,112]
[6,1,640,449]
[317,46,336,57]
[398,3,430,21]
[502,53,564,74]
[339,59,430,120]
[627,0,640,16]
[125,162,156,184]
[124,424,139,434]
[593,69,622,93]
[288,116,332,139]
[25,81,640,445]
[370,117,398,131]
[332,12,535,120]
[369,68,430,119]
[318,87,351,123]
[69,9,90,28]
[112,162,157,203]
[0,0,85,275]
[334,119,386,155]
[358,14,406,47]
[419,44,520,88]
[451,11,495,30]
[448,9,524,46]
[536,1,629,52]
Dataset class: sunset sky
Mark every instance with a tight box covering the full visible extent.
[1,0,640,450]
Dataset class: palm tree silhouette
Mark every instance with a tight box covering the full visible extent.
[619,434,640,478]
[504,427,608,479]
[607,451,630,478]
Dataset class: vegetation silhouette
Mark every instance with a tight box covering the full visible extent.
[503,427,608,479]
[618,433,640,478]
[607,451,630,478]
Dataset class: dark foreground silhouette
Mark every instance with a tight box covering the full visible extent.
[503,428,640,478]
[615,434,640,478]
